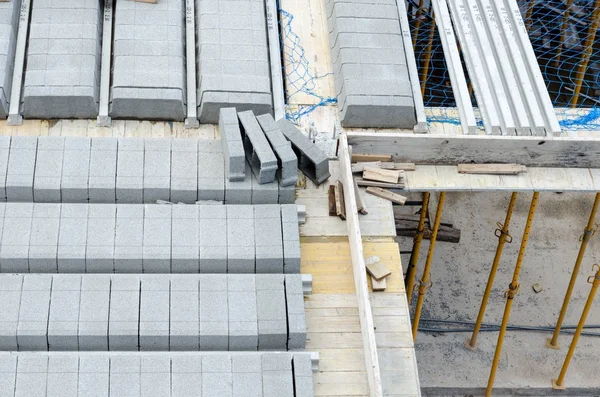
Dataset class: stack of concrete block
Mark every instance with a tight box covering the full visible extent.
[326,0,417,128]
[111,0,186,120]
[0,353,314,397]
[0,136,295,204]
[196,0,273,123]
[257,113,299,187]
[277,118,331,185]
[23,0,102,118]
[0,1,20,117]
[220,107,246,181]
[238,110,278,184]
[0,203,300,274]
[0,274,307,351]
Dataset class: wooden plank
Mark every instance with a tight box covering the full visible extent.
[328,185,337,216]
[347,132,600,168]
[355,178,405,189]
[352,162,416,173]
[335,180,346,220]
[366,187,407,205]
[365,260,392,281]
[371,277,387,292]
[457,163,527,175]
[352,153,393,163]
[339,133,384,397]
[354,178,368,215]
[363,167,402,184]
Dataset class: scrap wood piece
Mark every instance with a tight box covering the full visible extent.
[351,153,392,163]
[352,161,416,173]
[365,259,392,281]
[457,163,527,175]
[363,166,402,184]
[371,276,386,291]
[335,180,346,220]
[355,177,405,189]
[366,187,407,205]
[353,178,368,215]
[328,185,337,216]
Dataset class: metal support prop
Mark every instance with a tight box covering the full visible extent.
[97,0,114,127]
[524,0,535,30]
[184,0,200,128]
[485,192,539,397]
[552,264,600,390]
[467,192,518,349]
[7,0,31,126]
[569,0,600,108]
[420,15,436,97]
[548,192,600,349]
[265,0,286,121]
[554,0,574,67]
[405,192,430,305]
[412,192,446,341]
[412,0,425,47]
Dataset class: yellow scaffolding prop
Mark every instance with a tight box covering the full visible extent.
[420,14,436,97]
[412,0,425,47]
[552,264,600,390]
[548,192,600,349]
[406,192,430,305]
[467,192,518,349]
[570,0,600,108]
[525,0,535,30]
[485,192,539,397]
[412,192,446,342]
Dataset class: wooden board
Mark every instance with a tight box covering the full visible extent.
[457,163,527,175]
[371,277,386,292]
[363,167,402,184]
[352,153,393,163]
[353,178,368,214]
[355,177,406,189]
[334,180,346,220]
[367,187,408,205]
[366,260,392,281]
[352,162,416,173]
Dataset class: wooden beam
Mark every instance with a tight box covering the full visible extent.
[366,187,408,205]
[355,177,405,189]
[339,133,384,397]
[457,163,527,175]
[352,162,416,173]
[335,180,346,220]
[352,153,393,163]
[347,132,600,168]
[353,178,368,215]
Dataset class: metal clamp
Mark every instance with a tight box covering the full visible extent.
[418,276,433,294]
[504,283,520,299]
[579,223,598,241]
[494,222,513,243]
[588,264,600,284]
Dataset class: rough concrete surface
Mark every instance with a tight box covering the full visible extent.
[397,192,600,396]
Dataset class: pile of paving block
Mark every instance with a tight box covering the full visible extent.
[0,203,300,274]
[0,274,307,352]
[326,0,417,128]
[0,352,314,397]
[220,108,331,187]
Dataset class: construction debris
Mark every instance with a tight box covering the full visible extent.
[363,166,403,184]
[366,187,408,205]
[351,153,392,163]
[353,178,368,215]
[351,161,416,173]
[334,180,346,220]
[365,256,392,281]
[457,163,527,175]
[395,212,461,243]
[355,177,405,189]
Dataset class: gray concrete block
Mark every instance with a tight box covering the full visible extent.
[46,355,79,397]
[262,353,294,397]
[256,285,287,350]
[199,275,228,350]
[143,204,171,273]
[278,183,296,204]
[225,162,252,204]
[114,204,143,273]
[0,274,22,350]
[238,110,278,184]
[251,171,279,204]
[89,138,117,203]
[116,138,144,203]
[0,137,11,201]
[233,372,262,397]
[6,137,37,202]
[281,205,301,274]
[28,204,61,273]
[86,204,116,273]
[140,276,170,351]
[256,114,298,187]
[220,107,246,182]
[17,275,52,351]
[197,150,225,201]
[171,139,198,203]
[57,204,89,273]
[33,137,65,202]
[227,205,255,273]
[110,356,140,397]
[172,205,199,273]
[62,137,92,203]
[141,356,171,397]
[285,275,307,349]
[254,205,283,273]
[109,275,140,351]
[1,203,33,272]
[79,356,109,397]
[0,355,17,397]
[172,356,202,397]
[170,275,199,351]
[228,275,258,350]
[48,275,81,351]
[202,355,233,397]
[198,206,227,273]
[293,355,315,397]
[79,275,110,351]
[144,139,171,203]
[15,356,48,397]
[198,91,273,124]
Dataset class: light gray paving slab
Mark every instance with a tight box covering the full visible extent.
[293,354,315,397]
[256,113,298,187]
[197,142,225,201]
[143,205,171,273]
[170,276,199,351]
[262,353,294,397]
[86,204,116,273]
[0,137,11,201]
[228,275,258,351]
[6,137,37,202]
[172,205,199,273]
[61,137,91,203]
[33,137,65,203]
[114,204,143,273]
[141,356,171,397]
[116,138,144,203]
[251,171,279,204]
[198,205,227,273]
[46,355,78,397]
[0,275,22,350]
[256,275,287,350]
[285,275,307,349]
[172,356,202,397]
[15,356,48,397]
[110,355,140,397]
[254,205,283,273]
[144,139,171,203]
[17,275,52,351]
[0,355,16,397]
[1,203,33,272]
[48,275,81,351]
[109,275,140,351]
[79,275,110,351]
[28,204,60,273]
[199,275,228,350]
[57,204,89,273]
[140,276,170,351]
[89,138,117,203]
[225,162,252,204]
[171,139,198,203]
[79,356,109,397]
[227,205,255,273]
[281,205,301,274]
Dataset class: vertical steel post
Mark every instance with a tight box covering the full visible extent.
[552,264,600,390]
[467,192,518,349]
[406,192,430,305]
[524,0,535,30]
[412,192,446,341]
[420,12,437,97]
[413,0,425,47]
[548,193,600,349]
[570,0,600,108]
[485,192,539,397]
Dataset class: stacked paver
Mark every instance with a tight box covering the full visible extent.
[0,1,19,117]
[22,0,102,118]
[0,136,294,204]
[196,0,273,123]
[0,203,301,274]
[111,0,186,120]
[0,352,314,397]
[0,274,306,351]
[326,0,417,128]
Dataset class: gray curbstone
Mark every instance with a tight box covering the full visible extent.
[48,275,81,351]
[33,137,65,203]
[238,110,278,184]
[108,275,140,351]
[6,137,38,202]
[171,139,198,203]
[256,114,298,187]
[17,275,52,351]
[116,138,144,203]
[143,139,171,203]
[61,137,91,203]
[220,107,246,182]
[89,138,117,203]
[78,275,110,351]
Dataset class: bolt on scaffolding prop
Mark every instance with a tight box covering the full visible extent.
[485,192,539,397]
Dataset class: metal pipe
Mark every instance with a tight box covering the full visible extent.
[468,192,518,349]
[524,0,535,31]
[569,0,600,108]
[552,264,600,390]
[554,0,574,67]
[485,192,539,397]
[412,192,446,341]
[406,192,430,305]
[412,0,425,47]
[548,193,600,349]
[420,14,437,97]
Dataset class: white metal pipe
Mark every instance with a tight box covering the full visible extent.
[431,0,478,135]
[96,0,114,127]
[184,0,199,128]
[396,0,429,134]
[265,0,286,121]
[7,0,31,126]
